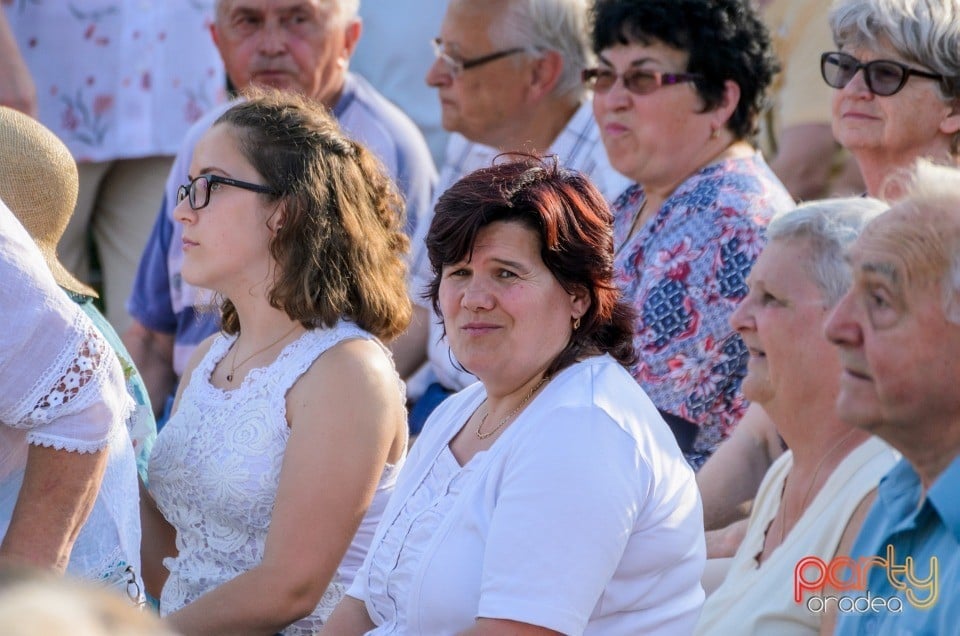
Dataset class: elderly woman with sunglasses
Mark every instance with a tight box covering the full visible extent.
[823,0,960,199]
[588,0,794,469]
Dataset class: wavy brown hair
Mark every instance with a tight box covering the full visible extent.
[426,154,637,376]
[215,88,411,341]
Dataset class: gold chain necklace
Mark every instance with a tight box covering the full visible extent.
[476,377,549,440]
[225,324,299,382]
[775,429,858,545]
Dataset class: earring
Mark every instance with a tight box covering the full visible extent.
[573,317,581,330]
[709,126,719,140]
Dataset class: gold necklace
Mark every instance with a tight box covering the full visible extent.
[775,429,858,545]
[476,377,548,440]
[225,324,299,382]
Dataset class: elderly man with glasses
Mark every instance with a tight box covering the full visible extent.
[397,0,630,431]
[122,0,437,429]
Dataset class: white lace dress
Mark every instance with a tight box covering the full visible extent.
[148,321,404,635]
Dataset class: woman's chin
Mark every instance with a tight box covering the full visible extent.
[179,267,213,292]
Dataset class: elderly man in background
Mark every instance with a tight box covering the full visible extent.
[826,160,960,634]
[398,0,630,429]
[123,0,437,425]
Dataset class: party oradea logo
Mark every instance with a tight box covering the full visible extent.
[794,545,938,614]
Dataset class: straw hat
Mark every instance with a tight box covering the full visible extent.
[0,105,97,297]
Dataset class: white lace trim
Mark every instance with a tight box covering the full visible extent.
[3,312,133,453]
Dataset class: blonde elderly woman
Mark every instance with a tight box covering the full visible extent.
[0,106,156,485]
[695,199,899,635]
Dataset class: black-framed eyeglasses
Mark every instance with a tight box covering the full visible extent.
[431,38,526,77]
[582,67,702,96]
[176,174,279,211]
[820,51,945,97]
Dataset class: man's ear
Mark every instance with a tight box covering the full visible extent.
[342,18,362,62]
[210,21,221,52]
[528,50,565,101]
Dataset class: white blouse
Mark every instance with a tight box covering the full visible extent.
[349,355,706,635]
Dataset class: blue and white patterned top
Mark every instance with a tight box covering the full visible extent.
[612,152,794,469]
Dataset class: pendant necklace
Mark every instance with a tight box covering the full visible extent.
[226,324,299,382]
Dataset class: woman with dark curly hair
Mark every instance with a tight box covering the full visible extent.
[140,89,410,635]
[588,0,795,469]
[323,155,705,635]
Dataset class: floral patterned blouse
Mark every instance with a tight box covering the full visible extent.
[612,153,794,469]
[3,0,225,162]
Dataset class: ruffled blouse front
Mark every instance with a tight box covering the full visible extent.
[364,446,486,632]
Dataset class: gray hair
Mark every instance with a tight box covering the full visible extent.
[767,197,888,307]
[889,159,960,324]
[214,0,359,24]
[489,0,593,102]
[829,0,960,100]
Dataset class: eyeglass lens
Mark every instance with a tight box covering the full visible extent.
[177,177,209,209]
[592,70,659,95]
[431,39,458,73]
[584,68,698,96]
[822,52,909,96]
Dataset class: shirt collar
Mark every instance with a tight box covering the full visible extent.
[927,453,960,544]
[333,72,356,119]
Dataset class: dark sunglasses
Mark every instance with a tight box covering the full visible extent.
[177,174,278,210]
[820,51,945,97]
[582,67,701,96]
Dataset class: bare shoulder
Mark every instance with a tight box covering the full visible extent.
[291,337,401,398]
[285,336,406,452]
[836,488,878,556]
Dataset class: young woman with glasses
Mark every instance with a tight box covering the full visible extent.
[825,0,960,199]
[140,89,410,635]
[587,0,794,470]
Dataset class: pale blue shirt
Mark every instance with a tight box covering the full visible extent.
[835,455,960,635]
